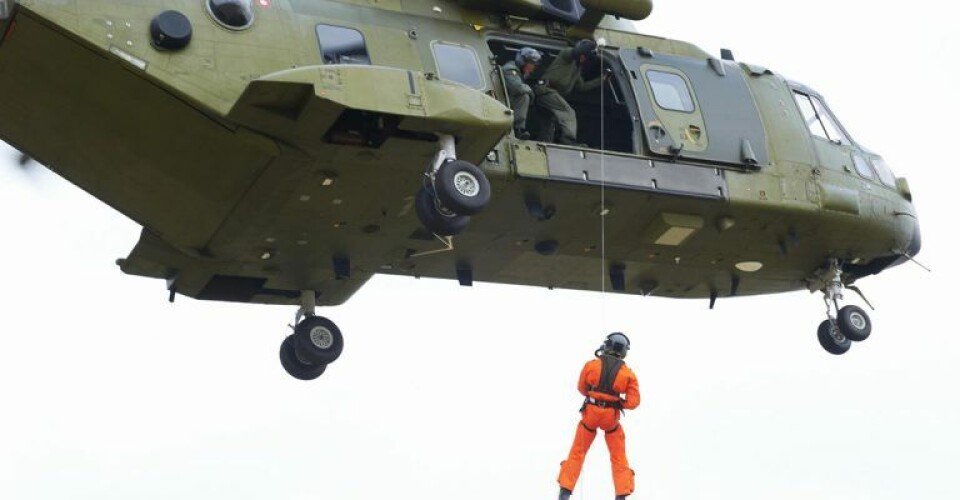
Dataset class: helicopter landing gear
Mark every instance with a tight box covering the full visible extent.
[817,319,851,355]
[415,134,491,236]
[813,259,873,355]
[279,290,343,380]
[415,186,470,236]
[837,304,871,342]
[280,335,327,380]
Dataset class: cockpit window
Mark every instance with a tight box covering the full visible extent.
[432,42,484,90]
[316,25,370,65]
[871,158,898,187]
[852,154,875,179]
[647,70,695,112]
[793,91,851,145]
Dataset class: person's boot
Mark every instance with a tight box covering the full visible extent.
[558,135,588,148]
[615,496,627,500]
[514,127,531,140]
[558,488,572,500]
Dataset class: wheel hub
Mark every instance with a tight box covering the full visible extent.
[831,326,847,343]
[453,171,480,197]
[433,197,458,218]
[310,326,334,349]
[850,312,867,330]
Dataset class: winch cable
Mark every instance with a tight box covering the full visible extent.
[599,43,609,336]
[582,44,610,500]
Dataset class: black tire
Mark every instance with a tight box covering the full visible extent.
[837,305,871,342]
[415,186,470,236]
[293,316,344,365]
[817,319,851,355]
[280,335,327,380]
[434,160,491,215]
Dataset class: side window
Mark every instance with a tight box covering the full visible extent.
[316,25,370,65]
[646,70,695,112]
[793,92,851,145]
[432,42,484,90]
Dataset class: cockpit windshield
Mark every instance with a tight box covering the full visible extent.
[793,91,852,146]
[792,84,900,188]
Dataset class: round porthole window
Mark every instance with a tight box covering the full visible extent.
[206,0,254,30]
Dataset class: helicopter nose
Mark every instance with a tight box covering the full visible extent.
[906,221,922,258]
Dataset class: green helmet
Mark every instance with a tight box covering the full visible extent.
[572,39,598,59]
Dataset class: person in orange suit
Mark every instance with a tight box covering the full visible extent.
[557,333,640,500]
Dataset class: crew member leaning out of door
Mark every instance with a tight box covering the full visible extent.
[536,39,607,146]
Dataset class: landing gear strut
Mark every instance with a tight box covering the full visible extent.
[415,134,491,236]
[279,290,344,380]
[813,259,873,355]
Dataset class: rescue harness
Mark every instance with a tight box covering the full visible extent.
[582,354,624,411]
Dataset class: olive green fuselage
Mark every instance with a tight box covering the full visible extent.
[0,0,920,306]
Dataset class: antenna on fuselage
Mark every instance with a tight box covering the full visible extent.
[893,250,931,272]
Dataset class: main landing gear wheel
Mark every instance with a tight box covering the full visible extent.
[415,186,470,236]
[280,335,328,381]
[294,316,344,365]
[414,134,491,236]
[837,305,871,342]
[817,320,851,355]
[434,160,491,215]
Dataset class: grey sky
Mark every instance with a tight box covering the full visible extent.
[1,1,957,499]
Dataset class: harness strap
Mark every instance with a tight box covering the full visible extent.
[588,355,624,397]
[581,422,621,434]
[586,397,623,410]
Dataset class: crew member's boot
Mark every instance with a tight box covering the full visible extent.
[514,127,531,140]
[558,135,588,148]
[558,488,572,500]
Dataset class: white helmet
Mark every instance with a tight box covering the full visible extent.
[602,332,631,359]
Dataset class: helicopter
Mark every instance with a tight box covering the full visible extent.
[0,0,921,380]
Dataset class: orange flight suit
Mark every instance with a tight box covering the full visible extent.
[558,356,641,496]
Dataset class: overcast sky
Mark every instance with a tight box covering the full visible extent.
[1,1,957,499]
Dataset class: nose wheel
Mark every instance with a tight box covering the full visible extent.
[836,304,871,342]
[279,335,328,380]
[414,134,491,236]
[813,259,874,355]
[817,319,851,355]
[279,291,344,380]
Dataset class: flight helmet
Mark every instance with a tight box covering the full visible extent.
[572,39,598,59]
[515,47,543,66]
[602,332,631,359]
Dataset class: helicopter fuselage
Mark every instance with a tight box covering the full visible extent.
[0,0,920,308]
